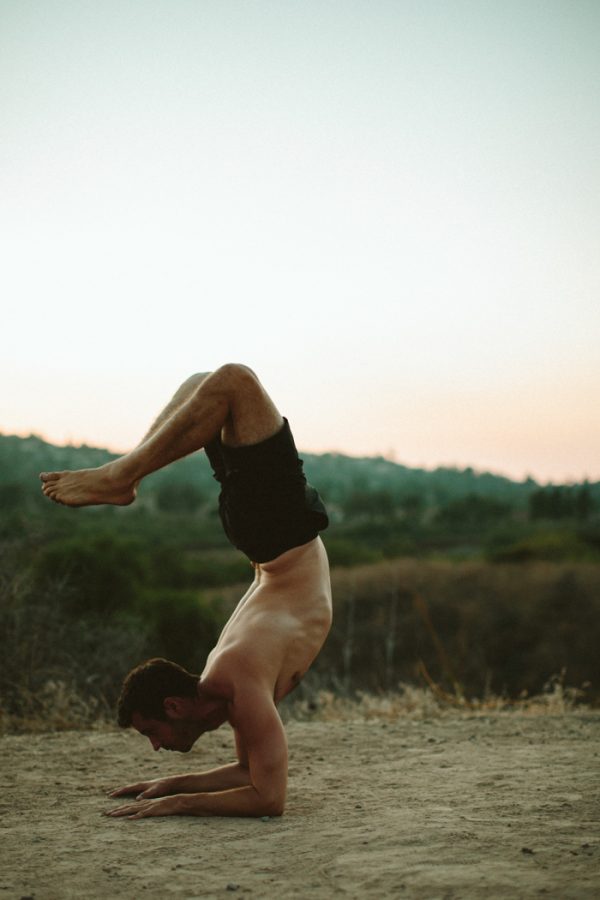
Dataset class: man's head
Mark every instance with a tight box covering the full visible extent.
[117,658,204,753]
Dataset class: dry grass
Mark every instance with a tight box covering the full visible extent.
[284,673,588,724]
[0,679,113,735]
[1,676,587,736]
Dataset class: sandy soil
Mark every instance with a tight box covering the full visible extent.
[1,711,599,899]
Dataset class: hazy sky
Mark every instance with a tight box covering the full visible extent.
[2,1,599,482]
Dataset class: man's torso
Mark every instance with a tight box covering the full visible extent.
[199,536,332,709]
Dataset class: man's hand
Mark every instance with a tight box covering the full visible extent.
[106,794,184,820]
[108,777,175,800]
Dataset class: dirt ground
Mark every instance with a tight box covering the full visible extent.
[1,710,599,899]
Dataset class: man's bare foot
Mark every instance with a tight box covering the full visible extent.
[40,462,137,508]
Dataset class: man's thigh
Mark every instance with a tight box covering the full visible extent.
[219,364,283,447]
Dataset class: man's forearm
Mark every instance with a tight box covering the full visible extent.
[107,784,284,820]
[174,785,284,817]
[167,763,251,794]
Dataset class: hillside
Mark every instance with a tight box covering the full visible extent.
[0,430,582,510]
[1,431,598,564]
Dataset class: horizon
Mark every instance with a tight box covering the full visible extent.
[4,426,596,488]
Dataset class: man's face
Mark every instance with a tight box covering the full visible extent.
[131,710,201,753]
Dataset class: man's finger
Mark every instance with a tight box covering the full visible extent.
[106,801,141,816]
[128,801,166,820]
[128,808,152,819]
[107,783,144,797]
[106,796,157,816]
[106,797,171,820]
[137,786,160,799]
[105,805,130,816]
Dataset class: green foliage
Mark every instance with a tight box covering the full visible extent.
[529,484,594,521]
[341,488,396,519]
[32,534,147,615]
[145,544,252,589]
[433,494,511,531]
[0,483,27,507]
[139,589,221,672]
[184,554,252,587]
[488,528,600,563]
[323,539,384,568]
[155,481,205,513]
[0,541,231,724]
[2,432,600,564]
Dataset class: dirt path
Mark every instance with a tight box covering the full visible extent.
[1,711,598,899]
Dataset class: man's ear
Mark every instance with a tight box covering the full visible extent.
[163,696,187,718]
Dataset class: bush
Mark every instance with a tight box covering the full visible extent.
[268,558,600,701]
[0,557,149,729]
[156,481,205,513]
[31,533,148,615]
[205,559,600,700]
[139,588,222,672]
[488,529,599,563]
[0,541,230,730]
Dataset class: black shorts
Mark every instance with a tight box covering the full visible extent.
[204,418,329,563]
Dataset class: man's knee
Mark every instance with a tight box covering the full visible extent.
[213,363,260,392]
[184,372,212,389]
[186,365,266,421]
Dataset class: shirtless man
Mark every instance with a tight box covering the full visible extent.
[40,364,331,819]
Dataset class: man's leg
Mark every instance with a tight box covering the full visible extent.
[40,364,283,507]
[137,372,211,445]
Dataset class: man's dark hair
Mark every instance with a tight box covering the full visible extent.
[117,658,199,727]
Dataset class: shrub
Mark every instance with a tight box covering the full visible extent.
[31,533,148,615]
[0,556,148,730]
[139,588,222,672]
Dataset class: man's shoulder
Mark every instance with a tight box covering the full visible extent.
[199,648,269,701]
[201,656,278,745]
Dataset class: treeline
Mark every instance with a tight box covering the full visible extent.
[1,432,599,565]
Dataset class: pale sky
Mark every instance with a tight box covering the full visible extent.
[2,0,599,483]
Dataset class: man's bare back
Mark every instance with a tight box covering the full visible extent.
[40,365,332,818]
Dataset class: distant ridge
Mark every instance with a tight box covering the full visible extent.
[2,432,597,509]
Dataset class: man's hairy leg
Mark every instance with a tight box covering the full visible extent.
[137,372,211,446]
[40,370,215,506]
[40,364,282,507]
[127,372,211,492]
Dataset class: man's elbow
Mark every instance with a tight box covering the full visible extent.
[259,792,285,817]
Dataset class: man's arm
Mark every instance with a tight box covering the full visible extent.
[109,715,254,799]
[107,688,287,819]
[108,762,252,799]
